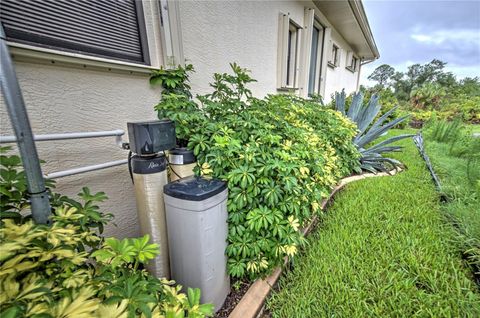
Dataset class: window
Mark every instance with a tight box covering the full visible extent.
[352,56,359,71]
[0,0,149,64]
[328,44,340,68]
[308,20,324,96]
[277,14,301,89]
[346,51,360,72]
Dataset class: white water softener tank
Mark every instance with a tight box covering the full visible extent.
[163,177,230,312]
[128,120,176,279]
[168,148,196,182]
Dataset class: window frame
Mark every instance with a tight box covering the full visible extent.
[277,13,302,90]
[1,0,150,65]
[307,18,325,96]
[1,0,181,72]
[286,22,300,88]
[328,43,340,68]
[346,52,359,73]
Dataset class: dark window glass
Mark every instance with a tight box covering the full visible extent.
[308,26,319,95]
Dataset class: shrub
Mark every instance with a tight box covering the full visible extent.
[153,64,360,279]
[0,147,213,318]
[410,82,446,110]
[442,95,480,124]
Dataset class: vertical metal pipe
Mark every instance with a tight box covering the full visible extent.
[0,25,51,224]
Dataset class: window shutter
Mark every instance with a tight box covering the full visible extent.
[346,51,353,67]
[0,0,149,63]
[277,13,289,88]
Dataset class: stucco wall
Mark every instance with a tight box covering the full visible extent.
[0,0,365,240]
[0,62,160,238]
[178,0,308,98]
[324,28,360,101]
[179,0,360,101]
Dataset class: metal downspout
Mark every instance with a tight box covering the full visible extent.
[357,58,376,91]
[0,25,52,224]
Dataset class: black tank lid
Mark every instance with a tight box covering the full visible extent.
[164,176,227,201]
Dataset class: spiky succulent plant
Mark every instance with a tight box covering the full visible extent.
[335,90,413,173]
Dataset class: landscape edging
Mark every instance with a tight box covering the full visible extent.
[228,168,404,318]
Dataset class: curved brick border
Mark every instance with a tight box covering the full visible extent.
[228,168,404,318]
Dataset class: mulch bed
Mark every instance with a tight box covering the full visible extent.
[214,279,251,318]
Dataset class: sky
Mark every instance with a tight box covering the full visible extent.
[360,0,480,86]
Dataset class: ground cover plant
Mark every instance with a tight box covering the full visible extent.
[152,64,361,279]
[0,147,214,318]
[266,130,480,317]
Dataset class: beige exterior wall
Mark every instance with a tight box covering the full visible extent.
[179,0,305,98]
[0,0,367,239]
[0,0,165,239]
[178,0,362,100]
[0,62,159,239]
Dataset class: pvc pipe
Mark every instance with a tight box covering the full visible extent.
[0,25,52,224]
[0,129,125,143]
[45,159,128,179]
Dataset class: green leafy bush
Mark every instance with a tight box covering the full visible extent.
[410,94,480,126]
[410,82,446,110]
[0,147,213,318]
[153,64,360,279]
[442,95,480,124]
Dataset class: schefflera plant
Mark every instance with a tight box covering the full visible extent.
[335,90,413,173]
[153,64,361,279]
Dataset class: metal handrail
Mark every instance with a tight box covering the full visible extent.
[45,159,128,179]
[0,129,125,144]
[0,129,129,179]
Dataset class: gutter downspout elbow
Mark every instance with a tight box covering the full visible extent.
[356,58,376,92]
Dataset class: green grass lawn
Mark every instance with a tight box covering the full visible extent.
[468,124,480,134]
[425,139,480,242]
[266,130,480,317]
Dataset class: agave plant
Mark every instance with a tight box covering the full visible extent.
[335,90,413,173]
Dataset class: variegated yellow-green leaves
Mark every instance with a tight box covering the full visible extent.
[0,206,214,318]
[1,149,214,318]
[154,63,360,279]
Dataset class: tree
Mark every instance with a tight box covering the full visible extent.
[406,59,448,88]
[392,59,451,101]
[391,71,410,102]
[368,64,395,87]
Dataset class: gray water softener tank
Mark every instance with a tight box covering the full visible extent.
[163,177,230,312]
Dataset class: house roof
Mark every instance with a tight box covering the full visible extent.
[314,0,380,60]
